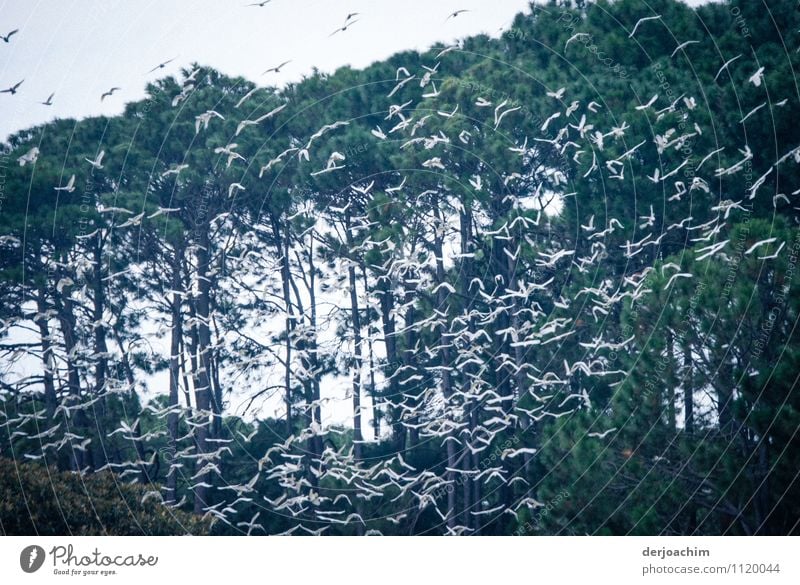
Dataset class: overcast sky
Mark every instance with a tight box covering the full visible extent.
[0,0,713,141]
[0,0,541,140]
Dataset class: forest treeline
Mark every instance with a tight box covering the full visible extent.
[1,0,799,535]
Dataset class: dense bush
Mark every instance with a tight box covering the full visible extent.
[0,458,208,535]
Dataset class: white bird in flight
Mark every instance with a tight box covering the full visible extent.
[161,164,189,178]
[564,33,588,51]
[310,152,346,176]
[235,104,286,136]
[228,183,246,198]
[757,240,785,260]
[670,40,699,58]
[744,238,777,255]
[85,150,105,169]
[748,66,765,87]
[235,87,259,108]
[195,110,224,134]
[17,147,39,166]
[54,174,76,192]
[214,143,246,168]
[714,54,741,81]
[587,427,617,439]
[628,15,662,38]
[635,94,658,111]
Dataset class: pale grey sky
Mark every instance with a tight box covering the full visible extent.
[0,0,711,141]
[0,0,537,139]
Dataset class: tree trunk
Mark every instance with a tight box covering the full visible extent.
[754,438,770,534]
[166,247,183,504]
[53,286,85,472]
[666,330,676,432]
[376,271,402,449]
[432,203,457,531]
[683,342,696,533]
[402,278,419,449]
[363,267,380,440]
[683,344,694,434]
[110,327,149,483]
[345,211,364,462]
[34,290,58,421]
[91,243,109,397]
[289,238,320,485]
[91,242,110,471]
[193,229,213,514]
[274,216,294,435]
[306,233,323,464]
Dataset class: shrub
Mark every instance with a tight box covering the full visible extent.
[0,457,208,535]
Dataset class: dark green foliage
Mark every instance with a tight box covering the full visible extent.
[0,458,208,535]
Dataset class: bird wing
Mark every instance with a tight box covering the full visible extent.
[256,104,286,122]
